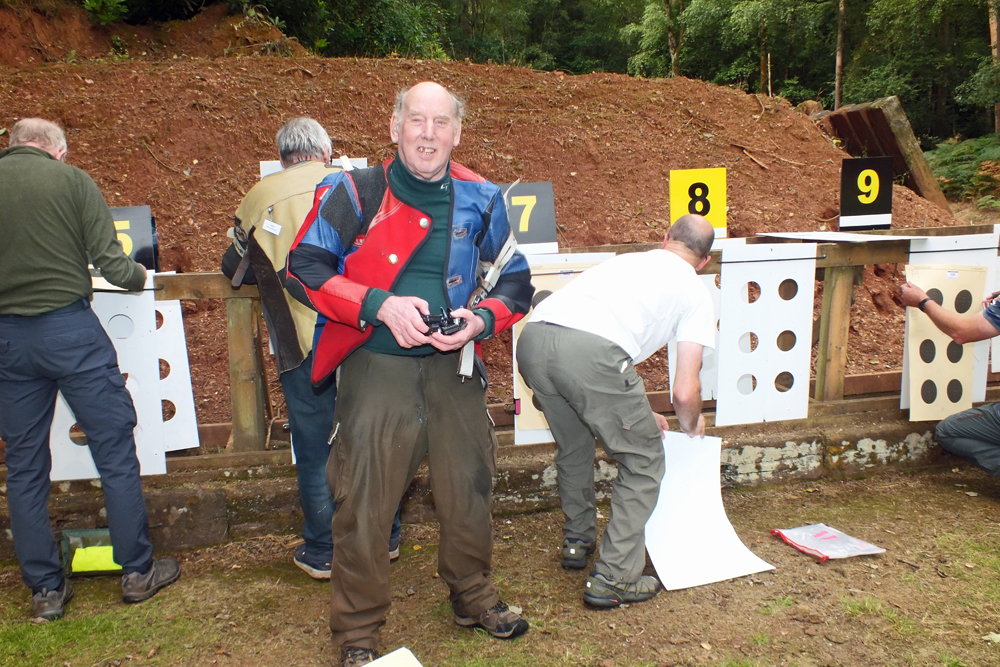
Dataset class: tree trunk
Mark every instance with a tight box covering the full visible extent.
[991,0,999,132]
[760,17,767,94]
[662,0,685,78]
[933,15,950,138]
[835,0,845,110]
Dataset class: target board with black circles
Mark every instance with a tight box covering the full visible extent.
[905,264,987,421]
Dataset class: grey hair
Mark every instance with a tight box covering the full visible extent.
[276,117,331,164]
[392,84,466,131]
[10,118,67,152]
[667,214,715,258]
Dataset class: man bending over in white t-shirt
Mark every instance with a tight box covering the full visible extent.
[516,214,715,608]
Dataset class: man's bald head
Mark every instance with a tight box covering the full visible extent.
[10,118,68,159]
[666,214,715,259]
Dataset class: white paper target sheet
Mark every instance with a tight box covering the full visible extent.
[645,432,773,590]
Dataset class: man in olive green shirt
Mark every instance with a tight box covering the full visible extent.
[0,118,179,622]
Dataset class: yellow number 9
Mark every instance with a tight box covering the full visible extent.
[114,220,133,255]
[857,169,879,204]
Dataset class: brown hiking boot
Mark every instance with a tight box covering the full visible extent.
[121,557,181,603]
[454,600,529,639]
[341,647,379,666]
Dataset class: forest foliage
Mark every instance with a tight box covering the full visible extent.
[64,0,1000,145]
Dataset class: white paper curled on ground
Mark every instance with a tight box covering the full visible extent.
[368,647,423,666]
[771,523,885,563]
[645,432,773,590]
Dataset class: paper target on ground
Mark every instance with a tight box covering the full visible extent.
[645,432,773,590]
[905,264,985,421]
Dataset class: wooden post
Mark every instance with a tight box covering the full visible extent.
[814,265,855,402]
[225,296,268,451]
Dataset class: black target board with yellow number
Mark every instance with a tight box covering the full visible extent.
[110,205,158,271]
[669,168,727,238]
[839,157,893,231]
[499,182,557,253]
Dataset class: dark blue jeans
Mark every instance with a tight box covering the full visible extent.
[280,354,402,558]
[0,300,153,593]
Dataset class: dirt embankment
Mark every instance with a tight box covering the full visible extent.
[0,4,961,427]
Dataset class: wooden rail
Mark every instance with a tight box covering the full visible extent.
[153,225,998,451]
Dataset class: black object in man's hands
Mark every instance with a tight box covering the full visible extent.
[422,307,467,335]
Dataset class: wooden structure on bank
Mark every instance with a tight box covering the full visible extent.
[818,95,951,214]
[142,223,996,452]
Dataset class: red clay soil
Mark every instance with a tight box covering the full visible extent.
[0,4,964,430]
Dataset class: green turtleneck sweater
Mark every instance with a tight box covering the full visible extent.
[361,160,453,356]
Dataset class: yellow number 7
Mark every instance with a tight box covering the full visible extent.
[857,169,879,204]
[511,195,536,233]
[114,220,133,255]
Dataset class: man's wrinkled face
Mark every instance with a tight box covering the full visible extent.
[390,83,461,182]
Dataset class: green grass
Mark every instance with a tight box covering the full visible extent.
[758,595,794,615]
[0,586,214,667]
[749,631,770,645]
[939,656,968,667]
[841,595,917,636]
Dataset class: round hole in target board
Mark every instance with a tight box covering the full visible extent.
[926,288,944,307]
[778,279,798,300]
[744,282,761,304]
[68,423,87,446]
[918,339,936,364]
[774,372,794,392]
[954,290,973,314]
[738,332,759,353]
[776,330,796,352]
[947,379,963,403]
[946,341,964,364]
[155,309,164,330]
[737,374,757,395]
[921,380,937,404]
[162,400,176,422]
[106,314,134,339]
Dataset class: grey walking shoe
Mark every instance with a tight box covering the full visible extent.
[454,600,530,639]
[583,571,662,608]
[121,557,181,603]
[561,538,595,569]
[31,580,74,621]
[341,647,379,666]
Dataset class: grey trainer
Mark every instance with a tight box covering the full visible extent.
[31,580,74,621]
[561,539,595,569]
[122,557,181,603]
[454,600,529,639]
[341,647,379,666]
[583,571,662,608]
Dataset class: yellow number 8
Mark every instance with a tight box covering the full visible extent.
[857,169,879,204]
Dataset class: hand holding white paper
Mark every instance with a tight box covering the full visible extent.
[645,432,773,590]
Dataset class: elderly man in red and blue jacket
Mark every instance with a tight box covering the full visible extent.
[286,81,534,667]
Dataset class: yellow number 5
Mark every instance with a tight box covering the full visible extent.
[857,169,879,204]
[511,195,536,232]
[114,220,133,255]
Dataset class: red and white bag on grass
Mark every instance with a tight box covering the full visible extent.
[771,523,885,563]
